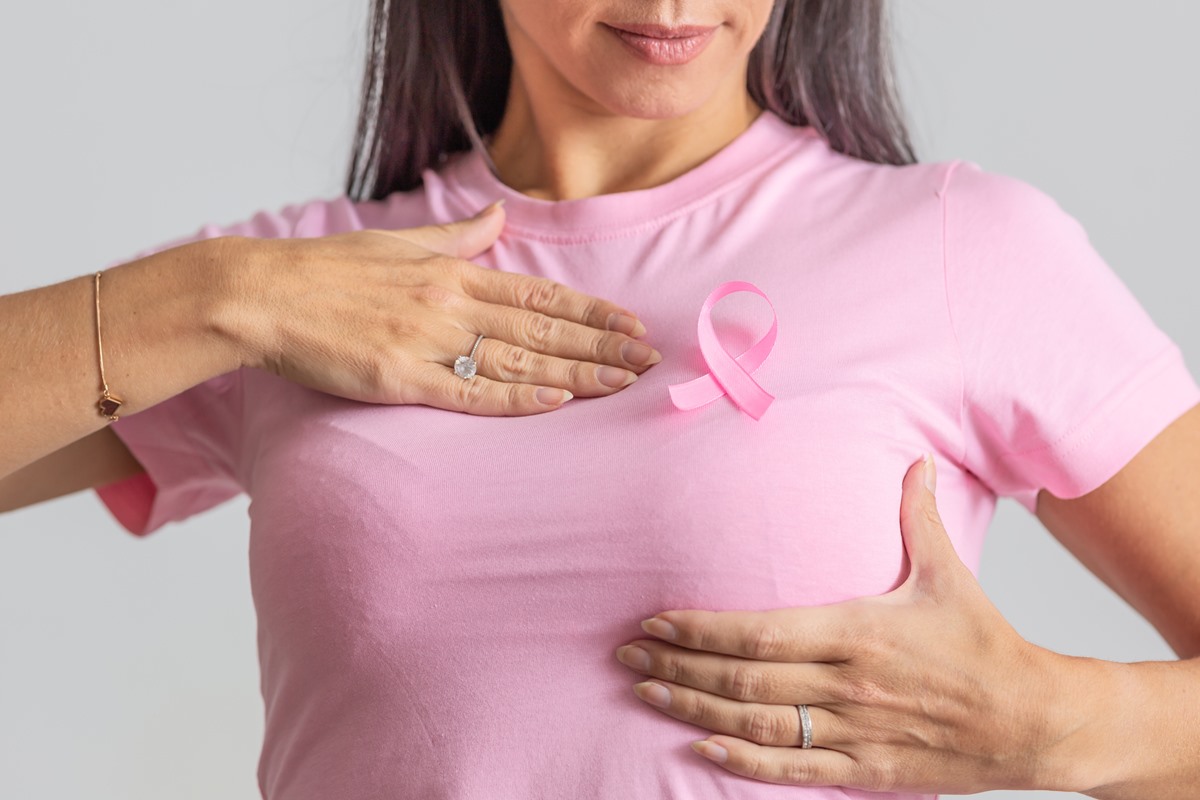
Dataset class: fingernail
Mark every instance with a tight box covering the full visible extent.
[619,308,646,336]
[923,452,937,495]
[475,199,505,218]
[633,681,671,708]
[606,312,646,338]
[615,644,651,671]
[640,617,677,641]
[596,365,638,388]
[691,740,728,764]
[622,341,662,367]
[536,387,572,406]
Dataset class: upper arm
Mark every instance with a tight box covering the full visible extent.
[0,426,145,513]
[1035,401,1200,659]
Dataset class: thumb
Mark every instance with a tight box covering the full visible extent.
[396,199,506,259]
[896,452,962,588]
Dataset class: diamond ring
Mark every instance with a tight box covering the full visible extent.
[796,704,813,749]
[454,334,485,379]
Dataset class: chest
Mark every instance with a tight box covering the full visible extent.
[239,230,961,637]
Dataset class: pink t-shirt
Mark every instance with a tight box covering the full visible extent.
[95,109,1200,799]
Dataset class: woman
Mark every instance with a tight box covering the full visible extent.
[2,1,1198,798]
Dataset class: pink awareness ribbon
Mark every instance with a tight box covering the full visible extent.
[667,280,777,420]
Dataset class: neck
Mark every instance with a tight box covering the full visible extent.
[485,69,763,202]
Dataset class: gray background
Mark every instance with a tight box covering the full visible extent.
[1,1,1196,797]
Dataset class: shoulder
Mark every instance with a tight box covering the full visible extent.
[784,137,1072,238]
[266,191,426,239]
[938,160,1083,243]
[288,185,451,238]
[151,187,439,250]
[769,131,971,230]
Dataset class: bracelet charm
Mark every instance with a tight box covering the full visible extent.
[97,388,123,421]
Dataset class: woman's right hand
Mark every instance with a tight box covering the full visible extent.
[218,202,661,415]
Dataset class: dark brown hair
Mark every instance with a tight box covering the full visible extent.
[345,0,916,202]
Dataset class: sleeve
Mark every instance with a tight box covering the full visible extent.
[942,159,1200,514]
[93,197,348,536]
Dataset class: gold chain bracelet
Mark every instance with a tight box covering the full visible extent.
[94,270,124,422]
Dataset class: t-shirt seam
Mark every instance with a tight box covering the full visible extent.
[445,130,817,246]
[938,159,970,469]
[999,340,1184,462]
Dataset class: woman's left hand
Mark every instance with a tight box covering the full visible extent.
[614,454,1071,794]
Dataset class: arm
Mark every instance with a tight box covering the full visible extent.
[0,237,250,484]
[1033,400,1200,797]
[0,427,143,512]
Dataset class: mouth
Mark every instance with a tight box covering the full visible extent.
[602,22,719,66]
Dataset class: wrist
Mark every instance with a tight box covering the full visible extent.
[200,235,273,371]
[1025,647,1122,793]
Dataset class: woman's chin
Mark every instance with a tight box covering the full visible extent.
[580,83,715,122]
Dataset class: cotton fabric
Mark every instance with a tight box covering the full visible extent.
[95,109,1200,799]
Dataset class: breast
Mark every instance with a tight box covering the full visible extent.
[242,334,915,637]
[240,351,933,798]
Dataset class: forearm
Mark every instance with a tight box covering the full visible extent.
[1036,648,1200,797]
[0,237,250,479]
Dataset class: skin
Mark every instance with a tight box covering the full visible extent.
[486,0,1200,795]
[488,0,772,200]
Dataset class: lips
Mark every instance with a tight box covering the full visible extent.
[603,22,719,66]
[607,22,717,39]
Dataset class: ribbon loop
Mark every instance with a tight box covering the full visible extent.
[667,280,778,420]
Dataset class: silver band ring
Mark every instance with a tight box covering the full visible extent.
[796,704,813,749]
[455,334,485,379]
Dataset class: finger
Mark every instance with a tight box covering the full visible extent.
[403,361,572,416]
[457,294,661,372]
[639,605,858,663]
[895,452,966,593]
[457,264,648,339]
[615,640,841,704]
[630,679,850,749]
[447,332,639,397]
[392,201,507,260]
[691,735,859,787]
